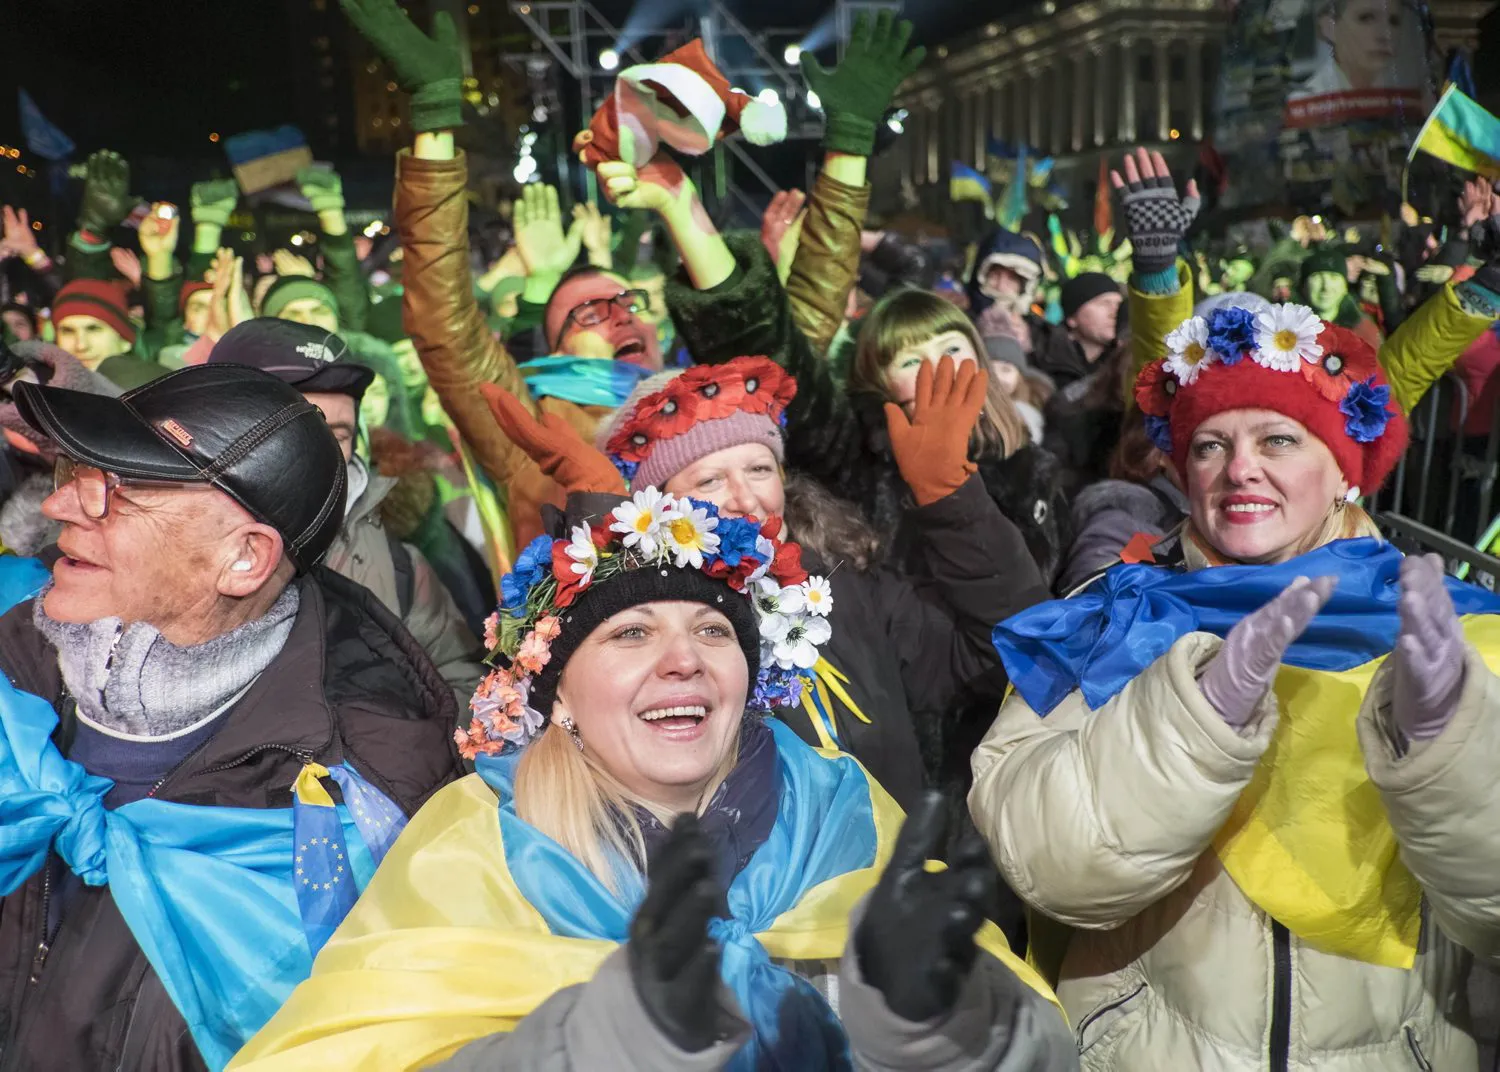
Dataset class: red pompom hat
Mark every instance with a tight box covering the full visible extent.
[1134,303,1408,500]
[573,39,787,167]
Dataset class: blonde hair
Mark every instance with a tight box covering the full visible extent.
[851,289,1029,459]
[514,714,741,893]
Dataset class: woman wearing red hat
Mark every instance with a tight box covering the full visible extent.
[970,305,1500,1070]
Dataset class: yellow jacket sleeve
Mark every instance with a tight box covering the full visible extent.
[1126,262,1195,405]
[1379,283,1494,414]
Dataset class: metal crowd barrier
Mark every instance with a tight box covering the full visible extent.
[1371,371,1500,587]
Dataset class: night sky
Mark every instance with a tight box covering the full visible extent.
[0,0,988,157]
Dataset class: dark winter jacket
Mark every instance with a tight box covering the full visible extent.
[666,233,1072,586]
[1056,473,1188,595]
[787,476,1050,813]
[0,568,464,1072]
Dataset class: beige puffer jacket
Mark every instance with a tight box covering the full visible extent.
[969,571,1500,1070]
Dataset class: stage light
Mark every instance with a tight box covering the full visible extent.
[758,88,779,106]
[887,108,907,133]
[599,48,620,71]
[290,234,305,246]
[532,105,549,122]
[514,156,538,183]
[783,44,802,65]
[806,90,821,111]
[1169,128,1180,140]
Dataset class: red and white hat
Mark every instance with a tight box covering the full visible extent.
[573,39,787,167]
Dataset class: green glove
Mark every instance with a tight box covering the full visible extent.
[339,0,463,132]
[298,168,345,214]
[800,11,926,157]
[77,150,133,237]
[191,179,240,228]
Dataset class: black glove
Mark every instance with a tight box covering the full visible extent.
[1117,171,1200,277]
[77,150,133,238]
[627,814,726,1052]
[855,792,994,1023]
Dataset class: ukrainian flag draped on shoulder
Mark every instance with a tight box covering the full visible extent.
[231,719,1058,1071]
[0,670,405,1070]
[994,537,1500,970]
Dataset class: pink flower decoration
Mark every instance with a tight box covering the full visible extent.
[513,632,553,676]
[482,613,501,650]
[533,616,562,642]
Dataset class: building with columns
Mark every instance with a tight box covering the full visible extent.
[880,0,1494,224]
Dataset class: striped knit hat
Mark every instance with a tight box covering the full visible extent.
[52,280,137,345]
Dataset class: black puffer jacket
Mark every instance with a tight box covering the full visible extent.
[666,233,1072,586]
[0,568,464,1072]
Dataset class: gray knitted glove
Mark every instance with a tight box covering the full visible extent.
[1199,576,1336,728]
[1119,175,1201,276]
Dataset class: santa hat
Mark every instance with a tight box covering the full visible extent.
[1135,303,1408,499]
[573,39,787,167]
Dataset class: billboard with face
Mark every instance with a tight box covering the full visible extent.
[1214,0,1438,213]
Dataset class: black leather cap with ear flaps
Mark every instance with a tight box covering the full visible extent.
[12,364,347,572]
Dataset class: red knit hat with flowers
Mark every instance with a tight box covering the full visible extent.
[1134,302,1408,499]
[573,39,787,167]
[598,356,797,489]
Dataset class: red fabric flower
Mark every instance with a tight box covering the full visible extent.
[1300,323,1379,403]
[736,357,794,416]
[1133,359,1177,418]
[551,540,590,608]
[705,554,763,592]
[768,538,809,587]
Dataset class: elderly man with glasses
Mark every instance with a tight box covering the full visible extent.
[0,355,463,1071]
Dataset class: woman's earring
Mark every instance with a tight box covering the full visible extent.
[560,716,584,753]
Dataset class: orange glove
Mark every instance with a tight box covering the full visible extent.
[481,383,628,495]
[883,357,986,507]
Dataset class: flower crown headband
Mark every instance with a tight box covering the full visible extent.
[458,488,831,760]
[1135,302,1396,473]
[604,356,795,482]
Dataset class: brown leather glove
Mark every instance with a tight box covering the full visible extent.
[481,383,628,495]
[883,357,986,507]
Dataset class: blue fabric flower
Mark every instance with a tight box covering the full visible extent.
[501,535,554,610]
[1339,376,1392,443]
[1206,306,1257,364]
[715,516,764,569]
[752,669,808,712]
[1144,414,1174,453]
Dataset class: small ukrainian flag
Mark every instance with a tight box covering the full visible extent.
[949,162,994,214]
[1409,86,1500,181]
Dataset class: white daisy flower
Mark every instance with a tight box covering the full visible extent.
[610,487,676,558]
[662,502,721,569]
[772,614,833,671]
[1253,303,1324,372]
[1162,316,1217,386]
[800,576,833,617]
[564,524,599,584]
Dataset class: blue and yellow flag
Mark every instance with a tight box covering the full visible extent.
[1409,85,1500,181]
[995,538,1500,970]
[949,162,993,214]
[231,721,1061,1070]
[0,668,408,1069]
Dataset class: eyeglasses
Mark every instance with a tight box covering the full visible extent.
[53,457,193,520]
[557,289,650,341]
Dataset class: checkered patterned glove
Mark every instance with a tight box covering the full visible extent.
[1119,175,1200,277]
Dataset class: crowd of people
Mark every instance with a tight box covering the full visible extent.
[2,0,1500,1068]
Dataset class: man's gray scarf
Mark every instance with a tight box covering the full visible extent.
[33,586,300,738]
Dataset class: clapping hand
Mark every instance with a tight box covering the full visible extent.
[1388,554,1467,743]
[627,814,726,1053]
[1199,576,1336,728]
[855,793,993,1023]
